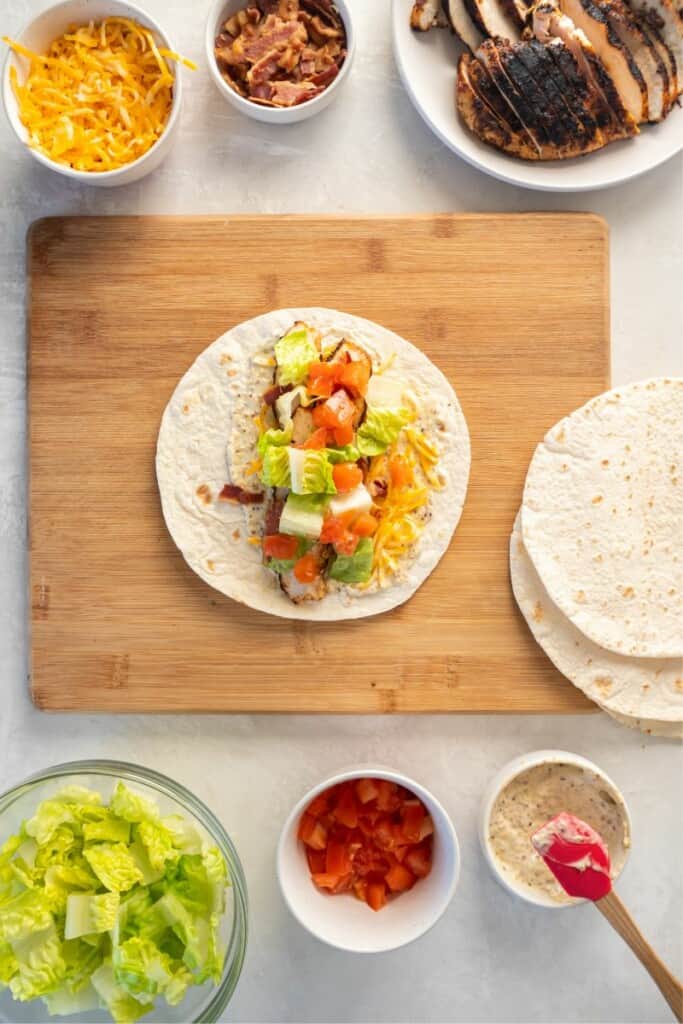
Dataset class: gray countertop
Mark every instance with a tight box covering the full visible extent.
[1,2,681,1021]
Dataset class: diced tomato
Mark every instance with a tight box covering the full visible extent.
[355,778,379,804]
[263,533,299,560]
[338,360,370,398]
[366,882,387,912]
[293,552,320,584]
[312,390,356,430]
[399,801,426,843]
[312,872,353,894]
[385,862,415,893]
[333,422,355,446]
[404,842,433,879]
[352,513,377,537]
[306,848,327,874]
[303,427,330,450]
[326,841,352,877]
[333,784,359,828]
[389,456,413,490]
[332,462,363,493]
[306,790,332,818]
[299,777,433,913]
[376,780,401,813]
[299,814,328,851]
[307,361,339,398]
[320,517,359,557]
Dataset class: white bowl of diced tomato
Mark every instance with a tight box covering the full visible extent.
[277,767,460,953]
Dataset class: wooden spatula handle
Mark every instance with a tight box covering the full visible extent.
[596,890,683,1022]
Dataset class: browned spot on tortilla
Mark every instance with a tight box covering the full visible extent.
[592,495,603,504]
[182,404,190,414]
[219,353,232,365]
[620,586,635,598]
[575,590,586,603]
[601,459,609,467]
[227,369,237,378]
[593,554,603,563]
[232,529,241,540]
[196,484,212,504]
[532,601,544,622]
[206,560,215,571]
[675,679,683,693]
[594,676,613,695]
[560,464,569,473]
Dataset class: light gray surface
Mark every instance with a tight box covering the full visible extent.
[0,2,681,1022]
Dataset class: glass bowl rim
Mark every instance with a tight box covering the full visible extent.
[0,758,248,1023]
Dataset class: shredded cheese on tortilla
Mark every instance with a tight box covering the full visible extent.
[362,427,443,587]
[3,19,195,172]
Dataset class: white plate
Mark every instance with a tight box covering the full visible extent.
[391,0,683,191]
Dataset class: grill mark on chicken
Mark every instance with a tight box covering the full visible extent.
[627,0,682,82]
[458,55,543,155]
[639,17,678,103]
[547,36,618,128]
[478,40,554,143]
[532,38,604,137]
[460,50,535,136]
[492,41,570,142]
[597,0,671,118]
[517,38,599,140]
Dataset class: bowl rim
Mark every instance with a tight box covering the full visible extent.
[204,0,355,120]
[276,765,461,954]
[478,748,633,910]
[1,0,183,182]
[0,759,248,1023]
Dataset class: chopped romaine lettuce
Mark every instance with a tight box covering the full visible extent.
[289,449,337,495]
[0,782,230,1022]
[64,892,119,940]
[279,493,328,540]
[324,444,360,464]
[356,408,410,456]
[274,325,318,386]
[260,446,291,488]
[256,424,292,457]
[329,537,374,584]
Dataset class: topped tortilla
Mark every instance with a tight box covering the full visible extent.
[156,308,470,620]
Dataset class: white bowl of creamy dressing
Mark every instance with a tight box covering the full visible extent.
[479,750,632,909]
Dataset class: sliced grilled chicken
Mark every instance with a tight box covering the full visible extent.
[597,0,671,119]
[458,52,543,156]
[559,0,649,119]
[533,0,639,131]
[477,39,554,141]
[446,0,486,50]
[546,32,636,137]
[410,0,444,29]
[465,0,523,40]
[638,17,678,104]
[627,0,682,97]
[516,38,603,142]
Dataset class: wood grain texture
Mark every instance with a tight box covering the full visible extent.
[596,891,683,1022]
[28,214,609,713]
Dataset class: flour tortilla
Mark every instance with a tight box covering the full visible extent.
[156,308,470,620]
[510,512,683,735]
[522,379,683,659]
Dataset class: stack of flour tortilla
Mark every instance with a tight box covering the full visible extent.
[511,378,683,739]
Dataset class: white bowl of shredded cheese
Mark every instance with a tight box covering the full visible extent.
[2,0,186,186]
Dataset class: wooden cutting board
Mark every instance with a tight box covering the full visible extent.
[29,214,609,713]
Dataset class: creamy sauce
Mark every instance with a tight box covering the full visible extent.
[488,762,630,904]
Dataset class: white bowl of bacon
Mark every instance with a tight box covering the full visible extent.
[206,0,355,124]
[277,767,461,953]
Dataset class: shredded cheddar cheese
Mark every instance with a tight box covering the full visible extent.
[362,426,443,587]
[3,19,195,172]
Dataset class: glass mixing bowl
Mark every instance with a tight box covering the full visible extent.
[0,760,248,1023]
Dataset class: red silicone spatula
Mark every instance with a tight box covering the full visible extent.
[532,813,683,1023]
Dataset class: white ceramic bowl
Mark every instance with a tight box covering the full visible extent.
[277,766,460,953]
[479,749,632,909]
[205,0,354,124]
[2,0,183,186]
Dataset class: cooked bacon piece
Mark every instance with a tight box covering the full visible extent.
[219,483,265,504]
[264,493,285,535]
[214,0,346,106]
